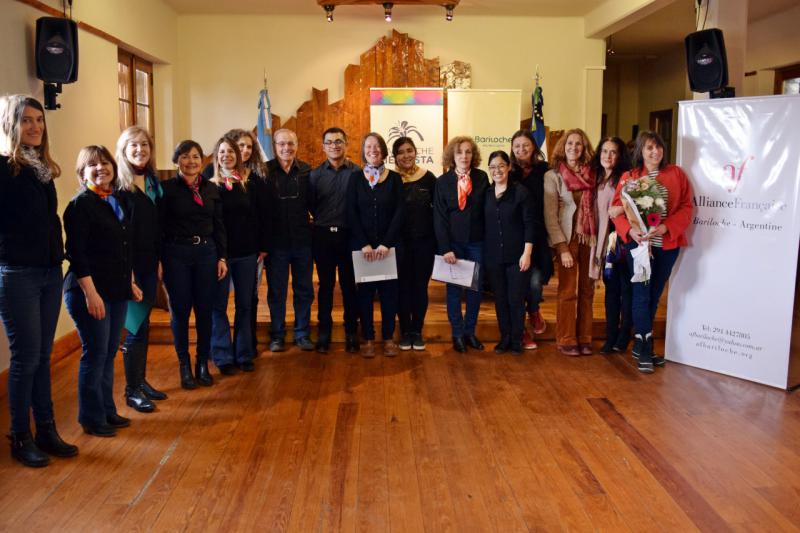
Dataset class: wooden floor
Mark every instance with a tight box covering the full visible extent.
[1,339,799,531]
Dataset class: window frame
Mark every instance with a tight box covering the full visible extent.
[117,49,155,138]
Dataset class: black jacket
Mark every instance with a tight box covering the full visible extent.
[63,189,133,302]
[0,156,63,267]
[402,171,437,242]
[347,168,405,250]
[510,162,553,282]
[215,177,271,258]
[433,168,489,254]
[265,158,312,250]
[118,174,161,274]
[483,183,534,266]
[160,175,227,258]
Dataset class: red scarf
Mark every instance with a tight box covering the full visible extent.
[559,162,596,246]
[456,169,472,211]
[183,175,204,207]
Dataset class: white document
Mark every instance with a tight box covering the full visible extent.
[431,255,480,290]
[352,248,398,283]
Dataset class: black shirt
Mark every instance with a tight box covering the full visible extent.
[483,183,534,266]
[0,156,63,267]
[433,168,489,254]
[160,175,227,258]
[402,171,437,242]
[118,174,161,274]
[63,189,133,302]
[215,177,271,259]
[310,159,360,228]
[347,168,405,250]
[266,158,312,250]
[510,162,553,281]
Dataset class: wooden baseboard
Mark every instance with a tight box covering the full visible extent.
[0,329,80,398]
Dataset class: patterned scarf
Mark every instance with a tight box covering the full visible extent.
[20,146,53,183]
[182,174,204,207]
[87,182,124,221]
[364,164,385,189]
[559,162,596,246]
[456,169,472,211]
[398,164,424,184]
[219,167,242,191]
[144,174,163,203]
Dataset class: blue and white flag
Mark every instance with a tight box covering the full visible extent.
[531,81,546,158]
[257,89,275,161]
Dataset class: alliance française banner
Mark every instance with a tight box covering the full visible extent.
[667,95,800,389]
[446,89,521,174]
[370,88,444,176]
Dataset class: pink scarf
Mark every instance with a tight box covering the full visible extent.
[456,169,472,211]
[559,162,596,246]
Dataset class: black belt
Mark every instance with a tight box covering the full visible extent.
[315,225,345,233]
[168,235,210,245]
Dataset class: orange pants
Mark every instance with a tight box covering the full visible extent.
[555,239,594,346]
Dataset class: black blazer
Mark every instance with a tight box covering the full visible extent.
[215,177,271,259]
[118,174,161,274]
[347,168,405,251]
[483,183,534,267]
[63,189,133,302]
[160,175,227,258]
[510,162,553,282]
[433,168,489,254]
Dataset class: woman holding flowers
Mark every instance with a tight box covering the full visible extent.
[543,129,596,356]
[611,131,693,373]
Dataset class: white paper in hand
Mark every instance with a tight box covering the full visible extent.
[431,255,480,290]
[352,248,398,283]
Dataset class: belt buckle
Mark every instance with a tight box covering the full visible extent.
[330,226,338,233]
[191,235,201,245]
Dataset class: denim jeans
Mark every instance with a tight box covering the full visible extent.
[64,288,127,427]
[0,265,62,434]
[123,268,157,347]
[357,279,399,341]
[446,241,483,338]
[624,243,680,336]
[525,266,545,314]
[162,242,218,363]
[603,259,633,347]
[212,254,257,366]
[266,246,314,340]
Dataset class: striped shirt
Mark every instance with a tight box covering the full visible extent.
[648,169,668,248]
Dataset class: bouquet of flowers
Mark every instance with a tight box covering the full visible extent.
[619,177,666,283]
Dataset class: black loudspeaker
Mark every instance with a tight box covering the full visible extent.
[35,17,79,84]
[685,28,728,93]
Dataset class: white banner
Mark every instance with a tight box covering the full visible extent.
[446,89,521,173]
[667,95,800,389]
[370,88,444,176]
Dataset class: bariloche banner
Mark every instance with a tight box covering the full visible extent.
[667,95,800,389]
[446,89,521,174]
[370,88,444,176]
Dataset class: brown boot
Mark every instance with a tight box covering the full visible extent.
[362,340,376,358]
[383,340,399,357]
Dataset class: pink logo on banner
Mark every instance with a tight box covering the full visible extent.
[723,156,754,193]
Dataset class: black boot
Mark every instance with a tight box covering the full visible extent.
[8,432,49,467]
[140,344,167,400]
[195,358,213,387]
[636,333,654,374]
[123,345,155,413]
[180,360,197,390]
[34,421,78,458]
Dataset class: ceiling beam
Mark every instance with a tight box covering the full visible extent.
[584,0,677,39]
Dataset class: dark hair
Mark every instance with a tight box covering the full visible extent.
[488,150,511,166]
[323,127,347,142]
[172,139,204,164]
[361,132,388,164]
[224,128,267,177]
[509,129,545,169]
[590,137,631,188]
[391,136,417,157]
[211,136,245,180]
[631,130,667,170]
[75,145,118,188]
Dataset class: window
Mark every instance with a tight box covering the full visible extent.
[118,50,154,135]
[774,63,800,95]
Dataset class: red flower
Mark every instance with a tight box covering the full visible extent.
[647,212,662,227]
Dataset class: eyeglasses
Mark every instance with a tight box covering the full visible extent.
[323,139,345,147]
[488,164,508,172]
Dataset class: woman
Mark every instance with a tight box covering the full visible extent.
[64,145,143,437]
[392,136,436,351]
[612,131,693,372]
[347,133,405,358]
[543,128,596,356]
[209,136,269,374]
[589,137,633,355]
[115,126,167,414]
[161,140,227,388]
[509,129,552,350]
[433,136,488,353]
[0,95,78,466]
[484,151,534,355]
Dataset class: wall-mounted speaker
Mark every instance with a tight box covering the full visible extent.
[685,28,728,93]
[35,17,79,84]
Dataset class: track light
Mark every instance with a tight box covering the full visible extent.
[324,4,334,22]
[445,4,454,21]
[383,3,393,22]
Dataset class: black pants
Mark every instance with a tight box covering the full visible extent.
[486,262,532,343]
[357,279,398,341]
[398,237,435,336]
[603,259,633,346]
[312,226,358,340]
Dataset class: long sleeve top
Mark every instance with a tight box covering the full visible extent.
[160,175,227,258]
[346,168,405,251]
[310,159,360,228]
[433,168,489,254]
[118,174,161,274]
[266,158,313,250]
[215,177,271,259]
[483,183,534,266]
[402,170,437,241]
[0,155,63,267]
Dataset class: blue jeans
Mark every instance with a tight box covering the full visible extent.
[357,279,399,341]
[266,246,314,340]
[603,259,633,347]
[446,241,483,338]
[0,265,62,434]
[123,268,157,347]
[525,266,545,314]
[64,288,127,427]
[212,254,257,366]
[625,244,680,336]
[162,242,218,363]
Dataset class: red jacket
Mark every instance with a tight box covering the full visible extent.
[612,164,694,250]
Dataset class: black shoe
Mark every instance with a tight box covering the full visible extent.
[195,360,213,386]
[412,333,426,351]
[464,334,484,351]
[635,332,655,374]
[141,380,168,401]
[599,341,615,355]
[125,387,155,413]
[652,354,666,367]
[9,432,50,467]
[218,363,238,376]
[240,360,255,372]
[452,336,467,353]
[82,424,117,438]
[180,362,197,390]
[345,335,359,353]
[510,342,523,355]
[398,334,413,351]
[270,338,286,352]
[494,338,511,354]
[632,336,643,359]
[106,413,131,428]
[315,341,329,354]
[295,337,314,351]
[34,421,79,458]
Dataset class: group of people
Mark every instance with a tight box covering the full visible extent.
[0,92,692,469]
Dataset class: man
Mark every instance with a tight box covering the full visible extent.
[265,129,314,352]
[309,128,360,353]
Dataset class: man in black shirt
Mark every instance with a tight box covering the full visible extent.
[265,129,314,352]
[309,128,360,353]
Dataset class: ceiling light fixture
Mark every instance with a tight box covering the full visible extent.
[445,4,454,21]
[324,4,334,22]
[383,3,393,22]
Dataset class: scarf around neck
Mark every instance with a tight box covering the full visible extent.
[559,162,596,246]
[456,169,472,211]
[219,166,243,191]
[182,174,204,207]
[364,164,385,189]
[20,145,53,183]
[87,182,123,221]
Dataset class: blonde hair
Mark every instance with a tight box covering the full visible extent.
[115,126,155,191]
[551,128,594,169]
[0,94,60,178]
[442,136,481,171]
